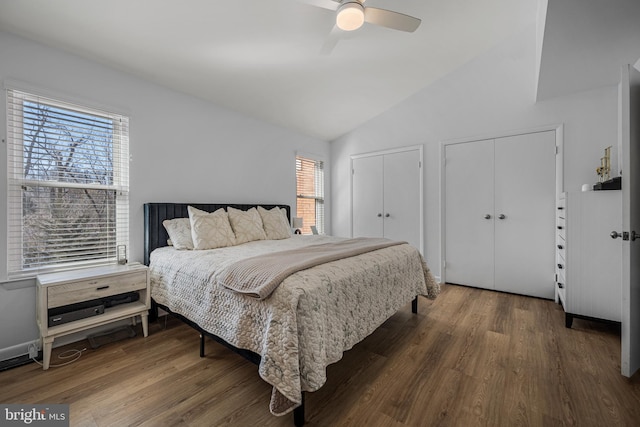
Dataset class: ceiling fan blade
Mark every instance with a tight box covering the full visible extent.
[363,7,421,32]
[298,0,340,11]
[320,25,342,55]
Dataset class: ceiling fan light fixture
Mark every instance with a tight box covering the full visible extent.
[336,2,365,31]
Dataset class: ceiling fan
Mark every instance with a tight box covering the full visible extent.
[300,0,422,53]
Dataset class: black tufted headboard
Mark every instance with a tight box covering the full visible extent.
[143,203,291,266]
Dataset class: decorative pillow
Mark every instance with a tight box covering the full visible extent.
[187,206,236,250]
[162,218,194,250]
[258,206,292,240]
[227,207,267,244]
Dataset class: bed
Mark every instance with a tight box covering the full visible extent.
[143,202,439,426]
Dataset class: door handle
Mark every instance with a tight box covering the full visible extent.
[484,214,491,219]
[498,214,506,220]
[611,231,630,240]
[385,213,390,218]
[377,213,382,217]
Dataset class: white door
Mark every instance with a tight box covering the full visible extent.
[352,147,424,253]
[383,150,422,250]
[444,131,556,297]
[620,64,640,377]
[494,132,556,299]
[444,139,495,289]
[352,155,384,238]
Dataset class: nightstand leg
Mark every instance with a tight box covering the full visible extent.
[42,337,54,370]
[141,313,149,337]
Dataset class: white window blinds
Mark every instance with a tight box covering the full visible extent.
[296,155,324,235]
[6,89,129,279]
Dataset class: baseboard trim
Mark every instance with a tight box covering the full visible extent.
[0,351,40,372]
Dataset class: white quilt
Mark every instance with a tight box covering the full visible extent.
[149,235,439,415]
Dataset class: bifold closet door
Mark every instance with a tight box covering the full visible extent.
[352,149,422,251]
[493,132,556,299]
[444,139,495,289]
[352,155,384,238]
[383,150,421,249]
[445,131,556,298]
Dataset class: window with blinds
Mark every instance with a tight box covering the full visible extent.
[6,89,129,279]
[296,155,324,235]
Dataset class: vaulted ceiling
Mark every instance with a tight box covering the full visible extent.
[537,0,640,101]
[1,0,639,141]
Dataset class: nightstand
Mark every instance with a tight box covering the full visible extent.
[36,264,150,370]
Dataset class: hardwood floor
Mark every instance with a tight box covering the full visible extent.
[2,284,640,426]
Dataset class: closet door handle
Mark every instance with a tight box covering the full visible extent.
[557,244,564,250]
[385,213,390,218]
[498,214,506,220]
[377,213,382,217]
[484,214,491,219]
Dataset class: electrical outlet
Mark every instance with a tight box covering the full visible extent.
[28,340,40,359]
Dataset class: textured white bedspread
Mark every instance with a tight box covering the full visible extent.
[149,235,439,415]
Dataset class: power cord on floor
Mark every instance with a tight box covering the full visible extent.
[30,346,87,368]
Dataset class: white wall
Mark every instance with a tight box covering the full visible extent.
[0,31,330,360]
[331,23,619,280]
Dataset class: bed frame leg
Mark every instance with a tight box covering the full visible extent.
[199,334,205,357]
[293,392,305,426]
[412,296,418,314]
[149,299,159,323]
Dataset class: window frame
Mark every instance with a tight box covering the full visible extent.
[5,87,129,280]
[295,153,325,235]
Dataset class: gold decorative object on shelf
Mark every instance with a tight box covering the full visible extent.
[596,146,612,183]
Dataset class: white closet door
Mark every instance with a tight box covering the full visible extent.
[352,155,384,238]
[493,132,556,299]
[383,150,421,250]
[445,139,495,289]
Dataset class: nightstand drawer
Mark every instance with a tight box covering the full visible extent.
[47,270,147,308]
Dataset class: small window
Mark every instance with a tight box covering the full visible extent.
[296,155,324,235]
[6,89,129,279]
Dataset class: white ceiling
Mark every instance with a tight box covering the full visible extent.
[0,0,537,141]
[3,1,638,140]
[537,0,640,101]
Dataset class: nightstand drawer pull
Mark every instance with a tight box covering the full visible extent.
[96,285,110,290]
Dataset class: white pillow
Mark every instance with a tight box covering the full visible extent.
[162,218,193,250]
[227,207,267,244]
[188,206,237,250]
[258,206,292,240]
